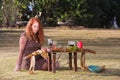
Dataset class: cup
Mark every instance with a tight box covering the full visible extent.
[77,41,83,48]
[48,39,53,46]
[68,40,76,46]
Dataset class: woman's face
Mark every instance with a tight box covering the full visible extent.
[32,22,39,34]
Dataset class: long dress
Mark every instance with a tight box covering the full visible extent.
[19,32,48,70]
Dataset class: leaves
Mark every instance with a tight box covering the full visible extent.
[67,46,79,52]
[0,0,120,28]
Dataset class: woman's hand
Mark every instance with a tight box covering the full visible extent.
[14,65,21,71]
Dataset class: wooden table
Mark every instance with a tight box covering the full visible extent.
[47,48,96,73]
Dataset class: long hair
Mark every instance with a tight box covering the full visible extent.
[25,17,44,46]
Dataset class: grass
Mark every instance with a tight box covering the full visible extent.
[0,28,120,80]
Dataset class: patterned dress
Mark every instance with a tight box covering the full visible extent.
[19,32,48,70]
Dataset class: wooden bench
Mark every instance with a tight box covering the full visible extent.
[16,21,28,28]
[57,21,74,28]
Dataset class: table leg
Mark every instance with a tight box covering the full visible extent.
[52,52,56,73]
[69,52,72,70]
[80,52,86,69]
[48,52,52,71]
[74,52,77,71]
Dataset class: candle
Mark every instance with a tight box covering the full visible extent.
[77,41,83,48]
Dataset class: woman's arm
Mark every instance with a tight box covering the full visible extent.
[15,35,27,71]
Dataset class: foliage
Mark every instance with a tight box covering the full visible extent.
[0,0,120,28]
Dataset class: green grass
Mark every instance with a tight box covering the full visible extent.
[0,28,120,80]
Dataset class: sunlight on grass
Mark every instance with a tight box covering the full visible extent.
[0,28,120,80]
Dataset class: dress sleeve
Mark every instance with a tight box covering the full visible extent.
[16,33,27,68]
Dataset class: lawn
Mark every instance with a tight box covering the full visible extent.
[0,28,120,80]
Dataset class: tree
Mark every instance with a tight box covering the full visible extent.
[1,0,20,28]
[1,0,120,28]
[34,0,59,26]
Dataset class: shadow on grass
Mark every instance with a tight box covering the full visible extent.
[81,68,120,77]
[0,29,23,33]
[100,68,120,77]
[58,66,81,71]
[0,29,120,48]
[58,66,120,77]
[46,38,120,48]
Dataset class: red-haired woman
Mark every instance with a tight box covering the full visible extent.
[15,17,48,71]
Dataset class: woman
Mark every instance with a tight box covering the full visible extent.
[15,17,48,71]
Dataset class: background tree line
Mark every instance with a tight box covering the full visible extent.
[0,0,120,28]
